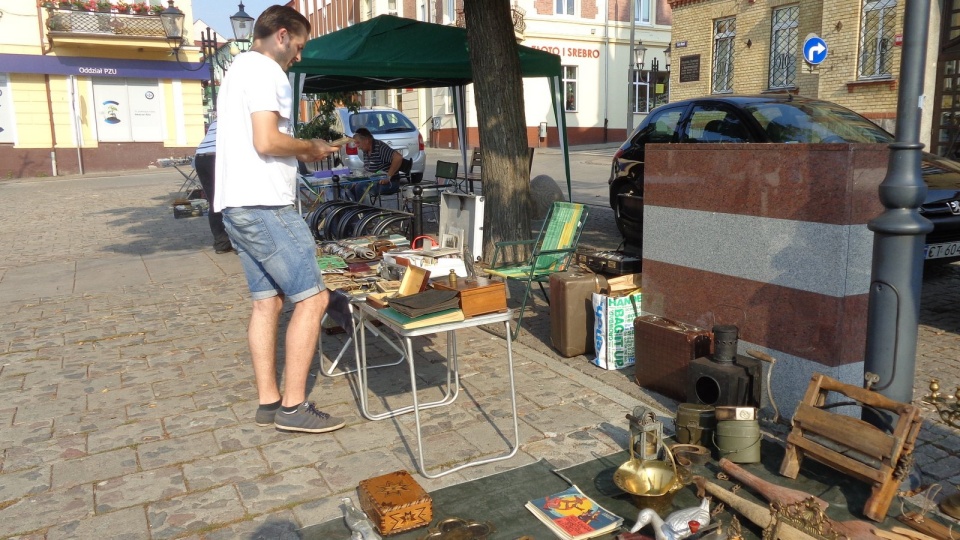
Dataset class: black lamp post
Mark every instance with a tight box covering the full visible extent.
[160,1,254,111]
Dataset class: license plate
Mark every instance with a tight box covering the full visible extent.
[925,241,960,259]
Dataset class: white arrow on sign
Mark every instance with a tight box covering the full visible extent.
[806,42,826,62]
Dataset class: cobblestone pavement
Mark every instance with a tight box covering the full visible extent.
[0,159,957,538]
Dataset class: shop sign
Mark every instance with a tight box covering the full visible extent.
[679,55,700,82]
[530,44,601,59]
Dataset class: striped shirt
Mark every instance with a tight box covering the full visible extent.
[196,120,217,156]
[362,138,397,174]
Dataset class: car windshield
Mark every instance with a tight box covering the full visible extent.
[745,101,893,143]
[349,111,416,135]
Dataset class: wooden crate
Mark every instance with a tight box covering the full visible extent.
[432,276,507,318]
[358,470,432,536]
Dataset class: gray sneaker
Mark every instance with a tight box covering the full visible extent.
[255,403,280,426]
[274,401,345,433]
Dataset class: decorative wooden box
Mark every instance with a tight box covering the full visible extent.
[358,470,433,536]
[432,276,507,318]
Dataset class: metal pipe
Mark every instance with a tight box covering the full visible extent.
[626,0,637,135]
[862,0,933,429]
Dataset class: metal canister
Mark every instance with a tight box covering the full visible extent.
[714,415,761,463]
[674,403,715,445]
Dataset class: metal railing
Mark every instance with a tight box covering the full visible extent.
[45,8,165,38]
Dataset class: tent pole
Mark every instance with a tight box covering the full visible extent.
[550,76,572,202]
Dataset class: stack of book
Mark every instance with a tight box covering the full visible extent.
[378,288,464,329]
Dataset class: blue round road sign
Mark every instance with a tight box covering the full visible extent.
[803,36,828,65]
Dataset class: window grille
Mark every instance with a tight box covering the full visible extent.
[859,0,896,79]
[563,65,578,111]
[713,17,736,93]
[769,6,798,88]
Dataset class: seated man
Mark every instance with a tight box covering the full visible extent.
[349,128,403,203]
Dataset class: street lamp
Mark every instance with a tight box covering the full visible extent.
[160,1,254,111]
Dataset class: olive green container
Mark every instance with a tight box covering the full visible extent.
[714,418,762,463]
[674,403,715,445]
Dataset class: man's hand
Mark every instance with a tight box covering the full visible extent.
[297,139,338,163]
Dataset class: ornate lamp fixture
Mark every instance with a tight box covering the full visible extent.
[160,1,253,71]
[633,41,647,71]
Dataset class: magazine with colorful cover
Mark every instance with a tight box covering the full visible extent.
[524,485,623,540]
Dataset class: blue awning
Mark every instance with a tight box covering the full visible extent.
[0,53,208,80]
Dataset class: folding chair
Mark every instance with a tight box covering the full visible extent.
[369,157,412,209]
[486,202,589,340]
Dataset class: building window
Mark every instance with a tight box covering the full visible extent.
[633,70,670,113]
[712,17,736,93]
[446,0,456,23]
[635,0,651,24]
[769,5,798,89]
[446,87,455,115]
[556,0,575,16]
[388,0,397,16]
[563,65,577,111]
[859,0,896,79]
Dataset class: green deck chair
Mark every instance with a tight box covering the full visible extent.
[486,202,590,340]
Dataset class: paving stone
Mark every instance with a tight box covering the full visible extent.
[50,447,139,489]
[137,432,219,470]
[126,394,199,422]
[0,484,94,537]
[94,466,186,513]
[213,422,291,453]
[47,506,149,540]
[202,509,301,540]
[259,433,347,473]
[86,418,164,453]
[316,449,409,494]
[54,408,128,437]
[0,466,51,503]
[161,405,238,438]
[120,364,185,388]
[290,496,346,532]
[85,384,156,413]
[0,419,52,447]
[146,484,246,540]
[2,433,86,472]
[55,374,122,400]
[182,448,269,491]
[520,401,608,435]
[237,467,331,515]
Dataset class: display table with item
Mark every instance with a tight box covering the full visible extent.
[352,302,519,478]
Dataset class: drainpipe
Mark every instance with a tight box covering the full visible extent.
[44,75,59,176]
[602,0,610,143]
[69,75,84,175]
[626,0,637,135]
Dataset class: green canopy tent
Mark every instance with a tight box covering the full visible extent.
[288,14,572,201]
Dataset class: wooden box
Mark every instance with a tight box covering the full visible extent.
[432,276,507,318]
[357,470,433,536]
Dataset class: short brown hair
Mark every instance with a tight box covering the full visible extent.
[253,5,311,41]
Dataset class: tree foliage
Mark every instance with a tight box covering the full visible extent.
[463,0,535,262]
[296,92,362,140]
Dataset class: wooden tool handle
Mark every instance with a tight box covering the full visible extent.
[897,513,953,540]
[719,458,830,510]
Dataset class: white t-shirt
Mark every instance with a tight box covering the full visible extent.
[213,51,297,212]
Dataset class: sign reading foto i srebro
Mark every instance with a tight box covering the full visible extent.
[679,55,701,83]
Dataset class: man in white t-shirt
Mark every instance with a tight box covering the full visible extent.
[214,5,343,434]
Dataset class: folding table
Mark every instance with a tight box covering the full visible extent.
[315,291,404,378]
[352,303,519,478]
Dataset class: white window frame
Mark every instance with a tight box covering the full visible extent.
[388,0,397,16]
[563,65,578,112]
[768,5,799,89]
[635,0,651,25]
[859,0,897,79]
[446,0,456,24]
[712,17,736,94]
[445,87,454,115]
[556,0,575,16]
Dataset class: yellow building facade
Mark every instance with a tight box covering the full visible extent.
[0,1,208,178]
[667,0,944,150]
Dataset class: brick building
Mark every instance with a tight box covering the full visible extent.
[667,0,950,153]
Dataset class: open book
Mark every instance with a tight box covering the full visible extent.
[525,485,623,540]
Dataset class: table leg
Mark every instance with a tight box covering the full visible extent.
[316,310,403,378]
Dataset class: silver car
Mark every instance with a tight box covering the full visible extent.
[332,107,425,183]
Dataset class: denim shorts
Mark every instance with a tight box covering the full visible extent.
[222,205,325,302]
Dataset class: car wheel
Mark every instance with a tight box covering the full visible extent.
[410,172,423,184]
[610,181,642,242]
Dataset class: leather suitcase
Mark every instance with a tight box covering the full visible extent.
[549,270,607,357]
[357,470,432,535]
[634,316,711,401]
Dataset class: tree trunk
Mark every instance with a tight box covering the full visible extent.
[463,0,534,263]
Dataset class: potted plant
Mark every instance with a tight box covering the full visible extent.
[58,0,72,8]
[115,1,130,13]
[96,0,112,12]
[150,3,164,14]
[131,1,148,14]
[72,0,90,10]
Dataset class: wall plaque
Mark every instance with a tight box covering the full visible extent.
[679,55,701,82]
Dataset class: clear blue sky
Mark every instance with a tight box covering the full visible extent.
[191,0,276,39]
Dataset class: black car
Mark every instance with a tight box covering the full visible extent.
[608,94,960,262]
